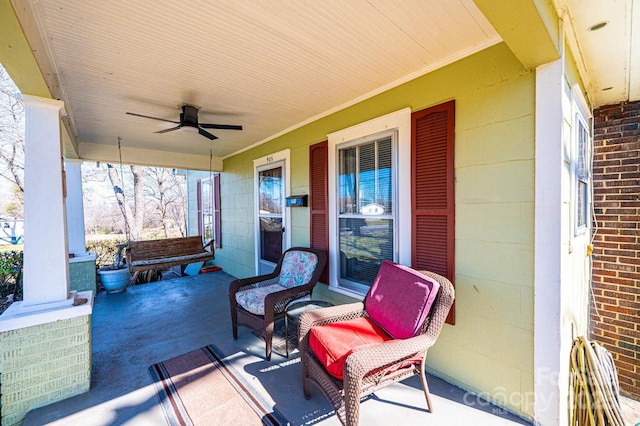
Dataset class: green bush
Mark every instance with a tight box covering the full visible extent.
[0,250,23,300]
[86,239,127,268]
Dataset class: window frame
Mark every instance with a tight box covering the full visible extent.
[253,149,291,275]
[572,86,592,237]
[198,175,214,244]
[327,108,411,299]
[335,131,398,294]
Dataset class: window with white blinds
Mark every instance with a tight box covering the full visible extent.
[337,133,395,292]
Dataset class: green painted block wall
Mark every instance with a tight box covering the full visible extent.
[214,42,537,419]
[69,259,96,294]
[0,315,92,426]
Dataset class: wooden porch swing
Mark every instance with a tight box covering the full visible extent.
[126,236,214,273]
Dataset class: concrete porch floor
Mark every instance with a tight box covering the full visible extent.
[24,271,535,425]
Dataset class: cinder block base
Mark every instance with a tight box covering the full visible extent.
[0,314,92,425]
[69,253,97,294]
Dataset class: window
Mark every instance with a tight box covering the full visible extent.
[323,104,454,314]
[328,108,412,298]
[197,174,221,247]
[572,86,591,236]
[337,133,395,292]
[575,116,589,232]
[198,176,214,242]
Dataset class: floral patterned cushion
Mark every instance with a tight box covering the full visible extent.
[278,251,318,289]
[235,283,285,315]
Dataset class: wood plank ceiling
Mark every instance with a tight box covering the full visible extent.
[10,0,638,167]
[15,0,499,165]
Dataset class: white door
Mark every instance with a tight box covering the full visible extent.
[256,162,285,274]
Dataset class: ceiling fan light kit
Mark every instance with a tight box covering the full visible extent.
[126,105,242,140]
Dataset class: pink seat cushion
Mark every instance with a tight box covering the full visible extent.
[365,261,440,339]
[309,317,392,380]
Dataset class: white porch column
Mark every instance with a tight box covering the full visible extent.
[534,59,563,426]
[21,95,70,305]
[65,159,87,256]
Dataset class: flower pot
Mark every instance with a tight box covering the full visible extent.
[98,267,130,293]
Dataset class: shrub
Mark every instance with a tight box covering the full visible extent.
[86,239,127,268]
[0,250,23,309]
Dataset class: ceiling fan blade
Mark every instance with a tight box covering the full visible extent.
[199,123,243,131]
[198,127,219,140]
[126,112,179,124]
[154,125,182,134]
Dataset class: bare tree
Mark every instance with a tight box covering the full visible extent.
[0,66,25,217]
[145,168,187,237]
[85,163,186,240]
[106,164,145,241]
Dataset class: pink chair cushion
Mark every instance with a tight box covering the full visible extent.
[309,317,393,380]
[365,261,440,339]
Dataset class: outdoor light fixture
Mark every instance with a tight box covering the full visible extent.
[588,21,608,31]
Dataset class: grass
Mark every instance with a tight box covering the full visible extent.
[0,244,23,253]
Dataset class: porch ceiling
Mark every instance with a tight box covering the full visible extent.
[3,0,638,170]
[557,0,640,107]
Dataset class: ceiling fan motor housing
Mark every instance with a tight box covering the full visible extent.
[126,104,241,140]
[181,105,199,128]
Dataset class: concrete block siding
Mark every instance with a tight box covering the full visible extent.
[69,255,97,294]
[0,315,91,425]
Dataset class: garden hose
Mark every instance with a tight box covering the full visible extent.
[569,336,626,425]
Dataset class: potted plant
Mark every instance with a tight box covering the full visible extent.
[97,243,130,293]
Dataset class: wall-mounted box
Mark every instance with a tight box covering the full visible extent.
[286,195,308,207]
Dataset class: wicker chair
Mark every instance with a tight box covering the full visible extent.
[299,263,454,426]
[229,247,327,360]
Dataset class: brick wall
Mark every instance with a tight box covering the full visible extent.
[591,100,640,398]
[0,315,92,425]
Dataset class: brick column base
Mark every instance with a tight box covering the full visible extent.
[0,310,92,425]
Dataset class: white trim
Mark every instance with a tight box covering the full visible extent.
[327,108,411,295]
[570,84,592,239]
[199,174,215,242]
[253,149,291,274]
[65,159,87,256]
[0,291,93,333]
[534,59,563,426]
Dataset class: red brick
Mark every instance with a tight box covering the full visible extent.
[604,236,636,243]
[615,352,639,367]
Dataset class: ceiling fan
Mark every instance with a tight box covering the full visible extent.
[126,104,242,140]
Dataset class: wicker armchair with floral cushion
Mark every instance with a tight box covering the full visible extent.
[229,247,327,360]
[299,261,454,426]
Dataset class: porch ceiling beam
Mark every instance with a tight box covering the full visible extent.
[78,141,223,172]
[0,0,49,98]
[473,0,561,70]
[0,0,79,158]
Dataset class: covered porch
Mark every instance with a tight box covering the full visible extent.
[24,273,531,426]
[2,0,640,424]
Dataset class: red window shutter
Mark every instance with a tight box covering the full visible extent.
[213,174,221,248]
[310,141,329,284]
[196,180,203,236]
[412,100,455,324]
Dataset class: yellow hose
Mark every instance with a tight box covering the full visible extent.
[569,336,626,425]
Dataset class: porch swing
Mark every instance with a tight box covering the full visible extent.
[118,139,215,276]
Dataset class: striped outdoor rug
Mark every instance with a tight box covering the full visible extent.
[149,344,289,426]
